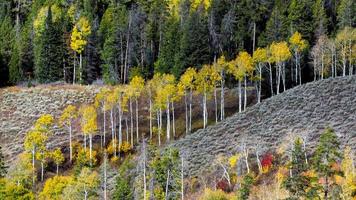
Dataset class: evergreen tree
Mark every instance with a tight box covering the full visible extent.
[0,146,7,177]
[288,0,314,42]
[259,0,289,46]
[312,0,329,38]
[337,0,355,29]
[34,6,64,83]
[238,173,255,200]
[0,16,15,85]
[312,127,343,200]
[283,138,316,199]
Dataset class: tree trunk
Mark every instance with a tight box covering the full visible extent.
[189,89,193,133]
[79,53,82,84]
[214,87,218,123]
[184,93,188,134]
[118,106,122,150]
[89,134,92,165]
[165,170,170,200]
[110,109,115,155]
[103,109,106,148]
[220,72,225,120]
[269,63,273,96]
[166,100,170,142]
[244,75,247,111]
[73,55,76,84]
[258,64,262,103]
[56,164,59,175]
[238,80,242,113]
[135,99,139,143]
[104,152,107,200]
[41,162,44,181]
[130,98,133,146]
[172,101,176,138]
[181,155,184,200]
[69,124,73,162]
[149,94,153,139]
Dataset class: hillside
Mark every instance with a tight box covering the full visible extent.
[171,76,356,177]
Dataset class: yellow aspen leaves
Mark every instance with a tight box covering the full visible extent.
[253,47,268,63]
[51,148,64,167]
[70,17,91,54]
[228,51,253,81]
[129,75,145,99]
[191,0,211,11]
[80,105,97,135]
[39,176,73,200]
[340,146,356,199]
[59,105,77,127]
[195,64,221,95]
[289,31,308,53]
[269,41,292,63]
[34,114,54,132]
[33,5,62,36]
[229,154,241,168]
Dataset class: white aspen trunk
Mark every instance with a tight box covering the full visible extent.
[244,149,249,174]
[73,55,76,84]
[181,155,184,200]
[89,134,92,165]
[125,118,129,142]
[104,152,107,200]
[220,72,225,120]
[276,64,280,95]
[184,93,188,134]
[143,141,147,200]
[135,99,139,143]
[56,164,59,175]
[118,106,122,151]
[244,75,247,111]
[159,109,162,146]
[269,63,273,96]
[189,89,193,133]
[69,124,72,162]
[214,87,218,123]
[258,64,262,103]
[172,101,176,138]
[166,100,170,142]
[256,151,262,174]
[130,98,133,146]
[110,109,115,155]
[238,80,242,113]
[103,107,106,147]
[79,53,82,84]
[321,52,324,80]
[157,110,160,146]
[32,148,35,185]
[282,63,286,92]
[252,22,256,52]
[165,170,170,200]
[124,11,132,83]
[349,39,352,76]
[343,49,346,77]
[149,94,153,139]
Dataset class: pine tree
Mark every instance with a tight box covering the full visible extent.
[34,6,64,83]
[312,127,342,200]
[337,0,355,29]
[312,0,328,38]
[283,138,314,199]
[288,0,314,42]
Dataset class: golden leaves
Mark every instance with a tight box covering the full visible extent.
[79,105,97,135]
[70,17,91,54]
[59,105,77,127]
[269,41,292,63]
[289,31,308,52]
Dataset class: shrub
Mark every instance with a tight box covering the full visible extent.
[199,188,234,200]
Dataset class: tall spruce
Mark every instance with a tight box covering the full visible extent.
[283,138,316,199]
[288,0,314,42]
[312,0,329,38]
[312,127,343,200]
[337,0,355,29]
[34,6,63,83]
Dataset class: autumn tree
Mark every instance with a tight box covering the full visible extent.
[289,32,308,85]
[105,90,118,155]
[253,48,268,103]
[312,127,342,200]
[283,138,314,199]
[59,105,77,162]
[269,42,291,94]
[339,146,356,199]
[70,17,91,84]
[129,76,145,143]
[39,175,73,200]
[94,88,110,148]
[195,65,221,128]
[80,105,97,164]
[178,67,196,134]
[216,56,229,120]
[51,148,64,175]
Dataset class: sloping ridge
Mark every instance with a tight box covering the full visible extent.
[171,76,356,177]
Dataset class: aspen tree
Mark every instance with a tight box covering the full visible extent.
[216,56,228,120]
[129,76,145,143]
[51,148,64,175]
[146,79,156,139]
[195,65,221,128]
[80,105,97,165]
[59,105,77,162]
[336,27,355,76]
[340,146,356,199]
[115,86,128,152]
[253,48,268,103]
[269,42,291,94]
[70,17,91,84]
[289,32,308,85]
[105,91,118,155]
[94,88,111,148]
[151,73,164,145]
[36,146,48,182]
[178,68,197,134]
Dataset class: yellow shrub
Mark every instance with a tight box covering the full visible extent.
[198,188,235,200]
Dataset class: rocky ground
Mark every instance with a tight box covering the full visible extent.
[171,76,356,178]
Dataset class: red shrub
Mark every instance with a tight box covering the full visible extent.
[261,153,273,172]
[216,179,231,192]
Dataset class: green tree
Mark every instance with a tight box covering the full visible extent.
[337,0,355,29]
[312,127,343,200]
[283,138,315,199]
[0,16,15,85]
[34,5,64,83]
[288,0,314,42]
[238,173,255,200]
[312,0,328,38]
